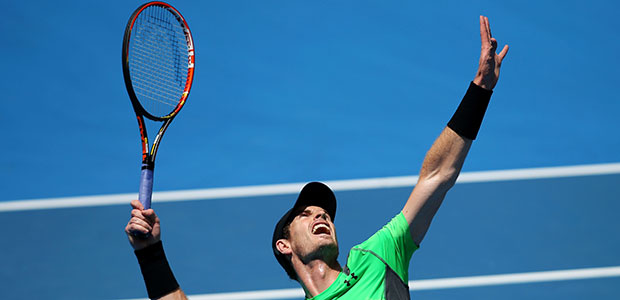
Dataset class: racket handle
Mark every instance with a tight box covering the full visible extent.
[138,165,154,209]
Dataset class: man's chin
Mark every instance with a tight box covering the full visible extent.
[302,240,339,263]
[317,241,339,259]
[314,235,337,247]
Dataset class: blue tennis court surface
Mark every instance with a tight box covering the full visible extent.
[1,0,619,299]
[1,170,619,299]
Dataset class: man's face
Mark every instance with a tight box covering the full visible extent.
[285,205,339,262]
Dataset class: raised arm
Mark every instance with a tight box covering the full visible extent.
[402,16,508,245]
[126,200,188,300]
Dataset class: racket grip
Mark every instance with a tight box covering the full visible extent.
[138,166,154,209]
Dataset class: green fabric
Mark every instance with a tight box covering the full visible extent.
[308,212,418,300]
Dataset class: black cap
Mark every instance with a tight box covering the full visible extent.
[272,182,337,280]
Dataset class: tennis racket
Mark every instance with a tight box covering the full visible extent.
[122,1,195,209]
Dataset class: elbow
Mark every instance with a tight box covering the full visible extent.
[419,167,459,192]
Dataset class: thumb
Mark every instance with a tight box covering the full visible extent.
[130,199,144,210]
[498,44,509,62]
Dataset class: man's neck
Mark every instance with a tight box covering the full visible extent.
[294,258,342,298]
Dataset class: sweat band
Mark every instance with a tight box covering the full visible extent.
[135,241,180,299]
[447,81,493,140]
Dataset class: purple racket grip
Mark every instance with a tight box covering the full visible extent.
[138,167,154,209]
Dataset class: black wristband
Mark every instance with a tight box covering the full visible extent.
[135,241,180,299]
[447,81,493,140]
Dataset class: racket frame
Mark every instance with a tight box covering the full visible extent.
[122,1,195,209]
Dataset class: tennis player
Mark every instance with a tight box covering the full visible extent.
[125,15,508,300]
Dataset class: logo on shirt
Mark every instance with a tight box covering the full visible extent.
[344,272,359,286]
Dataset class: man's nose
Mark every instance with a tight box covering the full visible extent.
[314,212,327,220]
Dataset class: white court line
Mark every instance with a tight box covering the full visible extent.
[410,265,620,290]
[2,162,620,212]
[121,266,620,300]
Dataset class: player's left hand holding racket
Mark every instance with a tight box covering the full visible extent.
[122,1,195,236]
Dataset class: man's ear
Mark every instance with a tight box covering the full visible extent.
[276,239,292,255]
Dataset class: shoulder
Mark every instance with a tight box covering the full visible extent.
[347,213,418,282]
[356,213,416,253]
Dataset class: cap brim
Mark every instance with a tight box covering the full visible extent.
[293,182,337,220]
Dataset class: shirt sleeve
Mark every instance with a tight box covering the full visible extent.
[355,212,418,282]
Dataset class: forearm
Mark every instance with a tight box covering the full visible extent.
[418,126,471,187]
[159,289,188,300]
[135,241,183,300]
[126,202,186,299]
[417,81,493,185]
[403,82,492,244]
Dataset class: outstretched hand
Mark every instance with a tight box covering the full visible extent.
[473,15,509,91]
[125,199,161,250]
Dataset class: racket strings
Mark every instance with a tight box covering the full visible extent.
[131,8,186,108]
[128,5,189,118]
[130,42,185,110]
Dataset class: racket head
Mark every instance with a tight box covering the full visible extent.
[122,1,195,121]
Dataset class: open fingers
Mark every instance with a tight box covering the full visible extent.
[485,16,492,39]
[498,44,509,62]
[479,15,489,45]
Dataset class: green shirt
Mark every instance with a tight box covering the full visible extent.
[308,212,418,300]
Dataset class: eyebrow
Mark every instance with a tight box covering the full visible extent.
[297,207,328,217]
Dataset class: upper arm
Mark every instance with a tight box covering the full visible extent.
[402,127,472,245]
[402,178,450,245]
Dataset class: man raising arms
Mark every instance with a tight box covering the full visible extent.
[126,15,508,300]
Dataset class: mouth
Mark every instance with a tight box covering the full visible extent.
[312,222,331,235]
